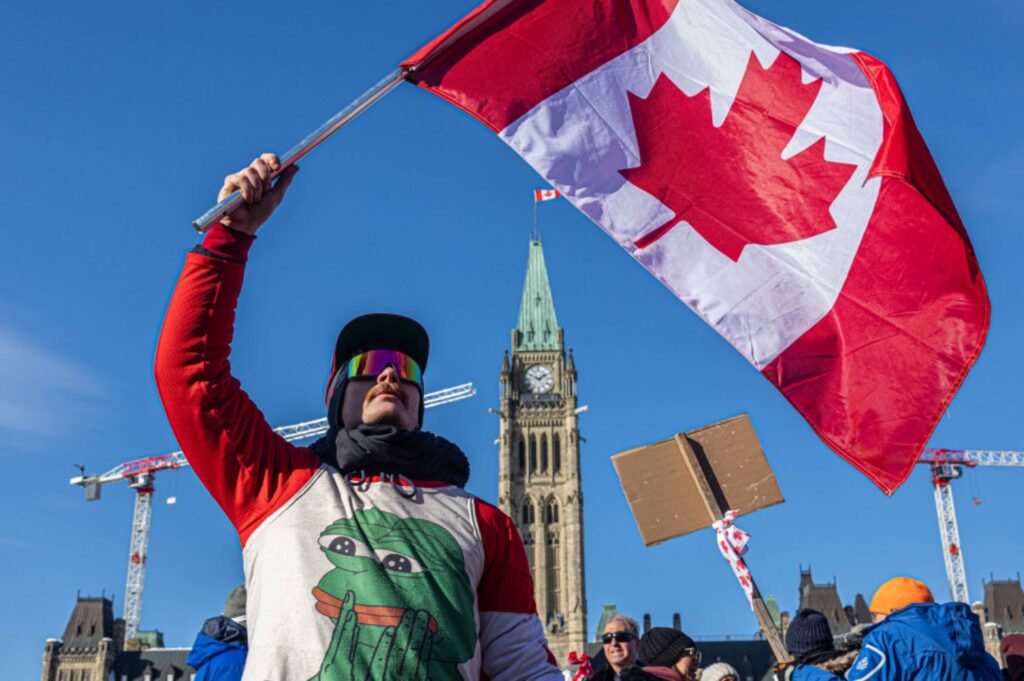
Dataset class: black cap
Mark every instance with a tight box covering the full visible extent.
[332,313,429,373]
[640,627,697,667]
[785,609,835,659]
[325,313,429,430]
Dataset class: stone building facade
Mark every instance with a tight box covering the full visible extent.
[41,596,120,681]
[41,596,195,681]
[497,236,587,665]
[795,568,871,635]
[984,576,1024,634]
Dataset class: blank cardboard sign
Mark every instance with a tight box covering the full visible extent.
[612,414,784,547]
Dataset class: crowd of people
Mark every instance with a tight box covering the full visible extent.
[161,155,1021,681]
[185,575,1024,680]
[585,577,1019,681]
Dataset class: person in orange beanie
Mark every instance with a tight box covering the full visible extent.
[846,577,1000,681]
[868,577,935,622]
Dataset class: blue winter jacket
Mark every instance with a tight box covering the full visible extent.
[186,616,248,681]
[846,602,1001,681]
[791,664,843,680]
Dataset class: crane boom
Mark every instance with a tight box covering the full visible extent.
[70,382,475,639]
[919,447,1024,604]
[922,448,1024,467]
[70,383,476,489]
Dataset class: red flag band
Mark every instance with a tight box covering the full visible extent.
[403,0,989,494]
[534,189,561,202]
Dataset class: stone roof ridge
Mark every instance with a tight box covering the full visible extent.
[516,238,560,352]
[62,595,115,648]
[117,648,195,680]
[797,568,852,634]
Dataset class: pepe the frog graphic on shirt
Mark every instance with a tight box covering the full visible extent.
[311,507,477,681]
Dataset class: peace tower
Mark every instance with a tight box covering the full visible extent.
[497,236,587,664]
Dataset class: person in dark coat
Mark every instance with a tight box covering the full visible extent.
[186,585,248,681]
[638,627,701,681]
[780,609,844,681]
[1002,633,1024,681]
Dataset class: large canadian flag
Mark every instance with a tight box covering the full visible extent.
[403,0,990,494]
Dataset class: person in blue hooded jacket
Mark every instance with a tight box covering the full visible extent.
[846,577,1002,681]
[187,585,248,680]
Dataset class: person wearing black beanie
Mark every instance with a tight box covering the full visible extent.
[781,609,844,680]
[639,627,701,681]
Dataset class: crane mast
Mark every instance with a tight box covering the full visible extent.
[71,382,475,639]
[920,448,1024,604]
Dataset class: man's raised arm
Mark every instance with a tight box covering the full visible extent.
[154,155,316,544]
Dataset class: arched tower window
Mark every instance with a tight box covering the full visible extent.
[546,499,559,524]
[522,500,535,525]
[517,438,525,473]
[546,531,560,617]
[553,433,561,474]
[540,434,548,472]
[529,434,537,473]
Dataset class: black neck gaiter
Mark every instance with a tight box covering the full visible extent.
[310,423,470,488]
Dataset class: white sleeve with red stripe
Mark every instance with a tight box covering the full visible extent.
[474,499,562,680]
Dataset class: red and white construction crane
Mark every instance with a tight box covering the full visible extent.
[919,448,1024,604]
[69,382,475,640]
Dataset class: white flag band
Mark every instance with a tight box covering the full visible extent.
[534,189,560,202]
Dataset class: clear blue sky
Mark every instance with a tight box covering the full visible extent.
[2,0,1022,677]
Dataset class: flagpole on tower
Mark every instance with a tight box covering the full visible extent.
[533,195,539,242]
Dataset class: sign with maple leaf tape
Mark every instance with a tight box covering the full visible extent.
[403,0,989,495]
[610,413,787,661]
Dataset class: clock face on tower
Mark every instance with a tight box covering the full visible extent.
[525,364,554,393]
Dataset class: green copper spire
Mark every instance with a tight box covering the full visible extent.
[516,238,560,352]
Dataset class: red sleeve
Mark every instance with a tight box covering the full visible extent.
[474,499,561,678]
[200,222,255,262]
[154,250,320,545]
[475,499,538,613]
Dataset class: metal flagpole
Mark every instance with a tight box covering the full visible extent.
[533,196,538,241]
[192,68,407,233]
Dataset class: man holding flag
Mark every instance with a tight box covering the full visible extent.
[194,0,987,495]
[157,155,563,679]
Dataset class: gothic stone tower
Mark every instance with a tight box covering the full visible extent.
[497,237,587,665]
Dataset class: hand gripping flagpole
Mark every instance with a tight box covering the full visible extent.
[192,68,407,233]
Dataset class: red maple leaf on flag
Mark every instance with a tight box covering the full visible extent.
[620,52,858,261]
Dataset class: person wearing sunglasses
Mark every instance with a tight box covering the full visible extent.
[156,154,563,681]
[591,615,645,680]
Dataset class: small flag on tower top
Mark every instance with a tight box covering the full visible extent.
[534,189,560,202]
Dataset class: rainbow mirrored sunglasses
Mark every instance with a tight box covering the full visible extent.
[343,349,422,388]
